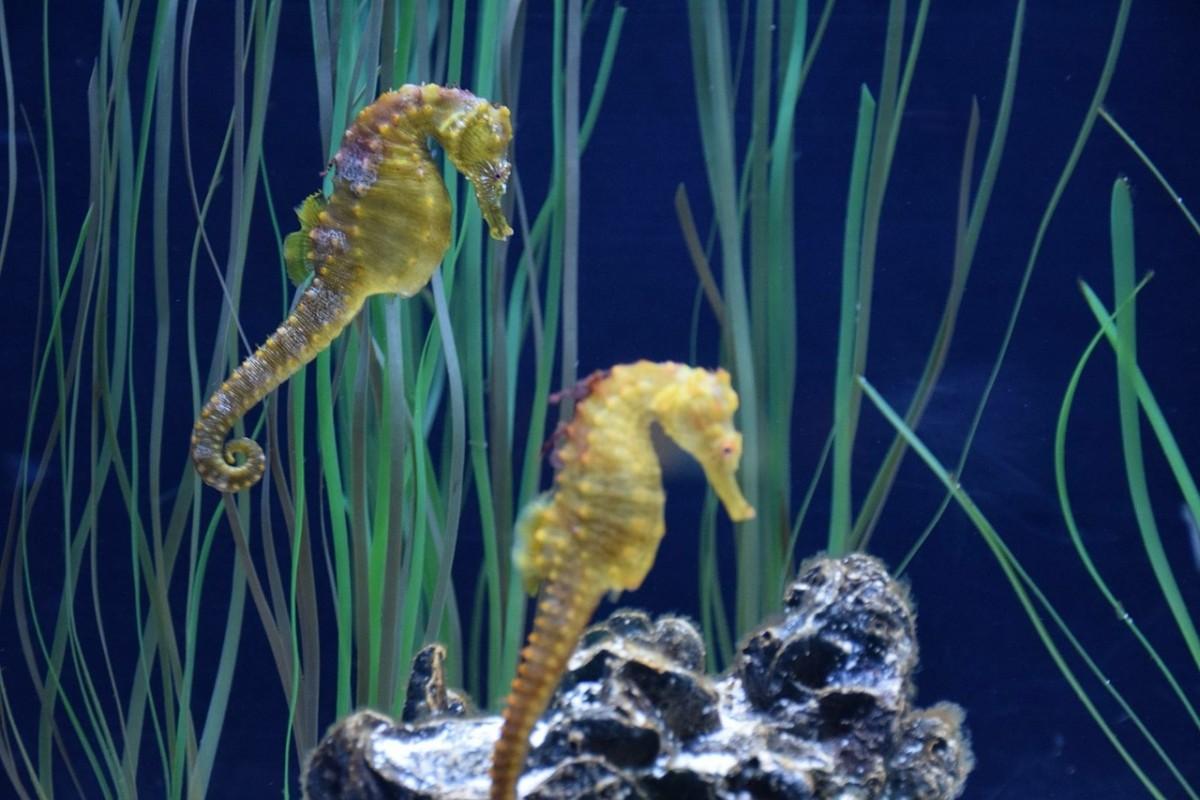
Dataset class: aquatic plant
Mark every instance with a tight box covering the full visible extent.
[0,1,1195,798]
[0,1,624,796]
[683,0,1198,797]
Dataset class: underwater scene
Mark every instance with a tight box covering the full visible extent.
[1,1,1198,798]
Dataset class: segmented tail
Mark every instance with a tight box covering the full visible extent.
[190,279,359,492]
[490,565,602,800]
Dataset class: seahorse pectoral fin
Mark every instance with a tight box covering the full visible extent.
[283,231,314,285]
[283,193,327,286]
[512,492,555,595]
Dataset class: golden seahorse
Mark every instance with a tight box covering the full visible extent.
[490,360,755,800]
[190,83,512,492]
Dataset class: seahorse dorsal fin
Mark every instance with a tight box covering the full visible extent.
[283,193,326,286]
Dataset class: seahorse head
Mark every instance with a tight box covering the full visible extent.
[653,366,755,522]
[437,99,514,240]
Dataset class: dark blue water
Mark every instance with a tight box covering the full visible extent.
[3,2,1199,798]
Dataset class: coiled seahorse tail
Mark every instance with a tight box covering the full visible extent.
[191,84,513,491]
[191,279,362,492]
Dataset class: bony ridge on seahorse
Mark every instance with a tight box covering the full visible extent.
[490,360,755,800]
[191,83,513,492]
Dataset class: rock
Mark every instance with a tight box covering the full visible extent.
[402,644,471,724]
[303,554,973,799]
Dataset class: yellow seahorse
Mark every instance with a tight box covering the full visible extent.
[491,360,755,800]
[191,83,513,492]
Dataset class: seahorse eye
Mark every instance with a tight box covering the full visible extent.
[492,160,512,185]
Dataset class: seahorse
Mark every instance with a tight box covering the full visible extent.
[191,83,513,492]
[491,360,755,800]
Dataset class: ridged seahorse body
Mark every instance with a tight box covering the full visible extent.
[191,83,513,492]
[491,360,755,800]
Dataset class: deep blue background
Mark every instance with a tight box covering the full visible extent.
[3,2,1200,798]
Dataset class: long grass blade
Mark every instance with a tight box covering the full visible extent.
[0,0,15,280]
[1099,106,1200,238]
[852,0,1025,552]
[859,376,1179,800]
[1077,273,1200,670]
[942,0,1131,493]
[828,86,875,554]
[1054,274,1200,756]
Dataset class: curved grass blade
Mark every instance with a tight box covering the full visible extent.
[1055,273,1200,756]
[859,376,1185,800]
